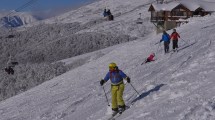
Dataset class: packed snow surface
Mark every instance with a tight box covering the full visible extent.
[1,0,215,120]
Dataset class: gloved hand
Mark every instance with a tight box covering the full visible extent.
[100,79,105,86]
[126,77,130,83]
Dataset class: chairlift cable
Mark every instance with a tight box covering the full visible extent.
[0,0,40,28]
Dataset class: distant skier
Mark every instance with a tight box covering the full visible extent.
[100,62,130,116]
[160,31,170,53]
[4,55,18,75]
[144,53,155,64]
[170,29,180,52]
[106,9,112,16]
[4,66,14,75]
[103,9,108,17]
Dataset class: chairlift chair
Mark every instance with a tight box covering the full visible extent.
[136,18,143,24]
[136,13,143,24]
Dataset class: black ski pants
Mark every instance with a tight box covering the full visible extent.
[164,41,170,53]
[172,39,178,50]
[145,58,151,63]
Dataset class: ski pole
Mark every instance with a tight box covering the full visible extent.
[180,38,189,45]
[154,41,160,45]
[141,59,146,65]
[102,86,110,106]
[156,42,161,53]
[129,83,141,96]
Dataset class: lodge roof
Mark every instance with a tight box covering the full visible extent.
[149,0,215,12]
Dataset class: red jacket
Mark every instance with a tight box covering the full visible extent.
[171,32,180,40]
[147,54,155,61]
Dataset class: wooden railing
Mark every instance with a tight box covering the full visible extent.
[151,16,190,22]
[150,17,165,21]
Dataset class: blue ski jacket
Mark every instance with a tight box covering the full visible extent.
[103,12,108,17]
[104,70,127,85]
[161,33,170,42]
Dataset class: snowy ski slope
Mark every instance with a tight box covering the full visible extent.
[1,0,215,120]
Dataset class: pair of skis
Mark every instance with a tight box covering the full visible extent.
[107,111,123,120]
[107,106,130,120]
[107,94,141,120]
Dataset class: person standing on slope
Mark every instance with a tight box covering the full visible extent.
[106,9,112,16]
[170,29,180,52]
[103,9,108,17]
[4,55,18,75]
[100,62,130,116]
[160,31,170,53]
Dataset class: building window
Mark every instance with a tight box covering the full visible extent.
[172,11,187,16]
[152,11,156,17]
[157,11,164,17]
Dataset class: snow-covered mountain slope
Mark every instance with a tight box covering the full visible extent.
[29,0,155,37]
[45,0,152,24]
[0,3,215,118]
[0,11,38,27]
[0,0,154,102]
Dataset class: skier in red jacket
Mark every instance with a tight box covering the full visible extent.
[170,29,180,52]
[145,53,155,63]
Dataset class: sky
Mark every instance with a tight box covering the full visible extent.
[0,0,95,11]
[0,0,97,18]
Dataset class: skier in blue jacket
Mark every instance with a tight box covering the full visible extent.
[160,31,170,53]
[103,9,108,17]
[100,62,130,116]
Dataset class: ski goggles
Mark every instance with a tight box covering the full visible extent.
[109,66,116,70]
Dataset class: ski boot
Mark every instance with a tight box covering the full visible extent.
[118,105,126,114]
[112,108,118,116]
[173,49,176,52]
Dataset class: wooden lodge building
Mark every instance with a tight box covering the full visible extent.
[148,0,215,33]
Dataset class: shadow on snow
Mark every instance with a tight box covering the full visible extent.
[131,84,165,104]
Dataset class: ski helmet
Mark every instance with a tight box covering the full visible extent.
[173,29,176,32]
[109,62,117,69]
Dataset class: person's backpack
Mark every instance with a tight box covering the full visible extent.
[109,15,114,21]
